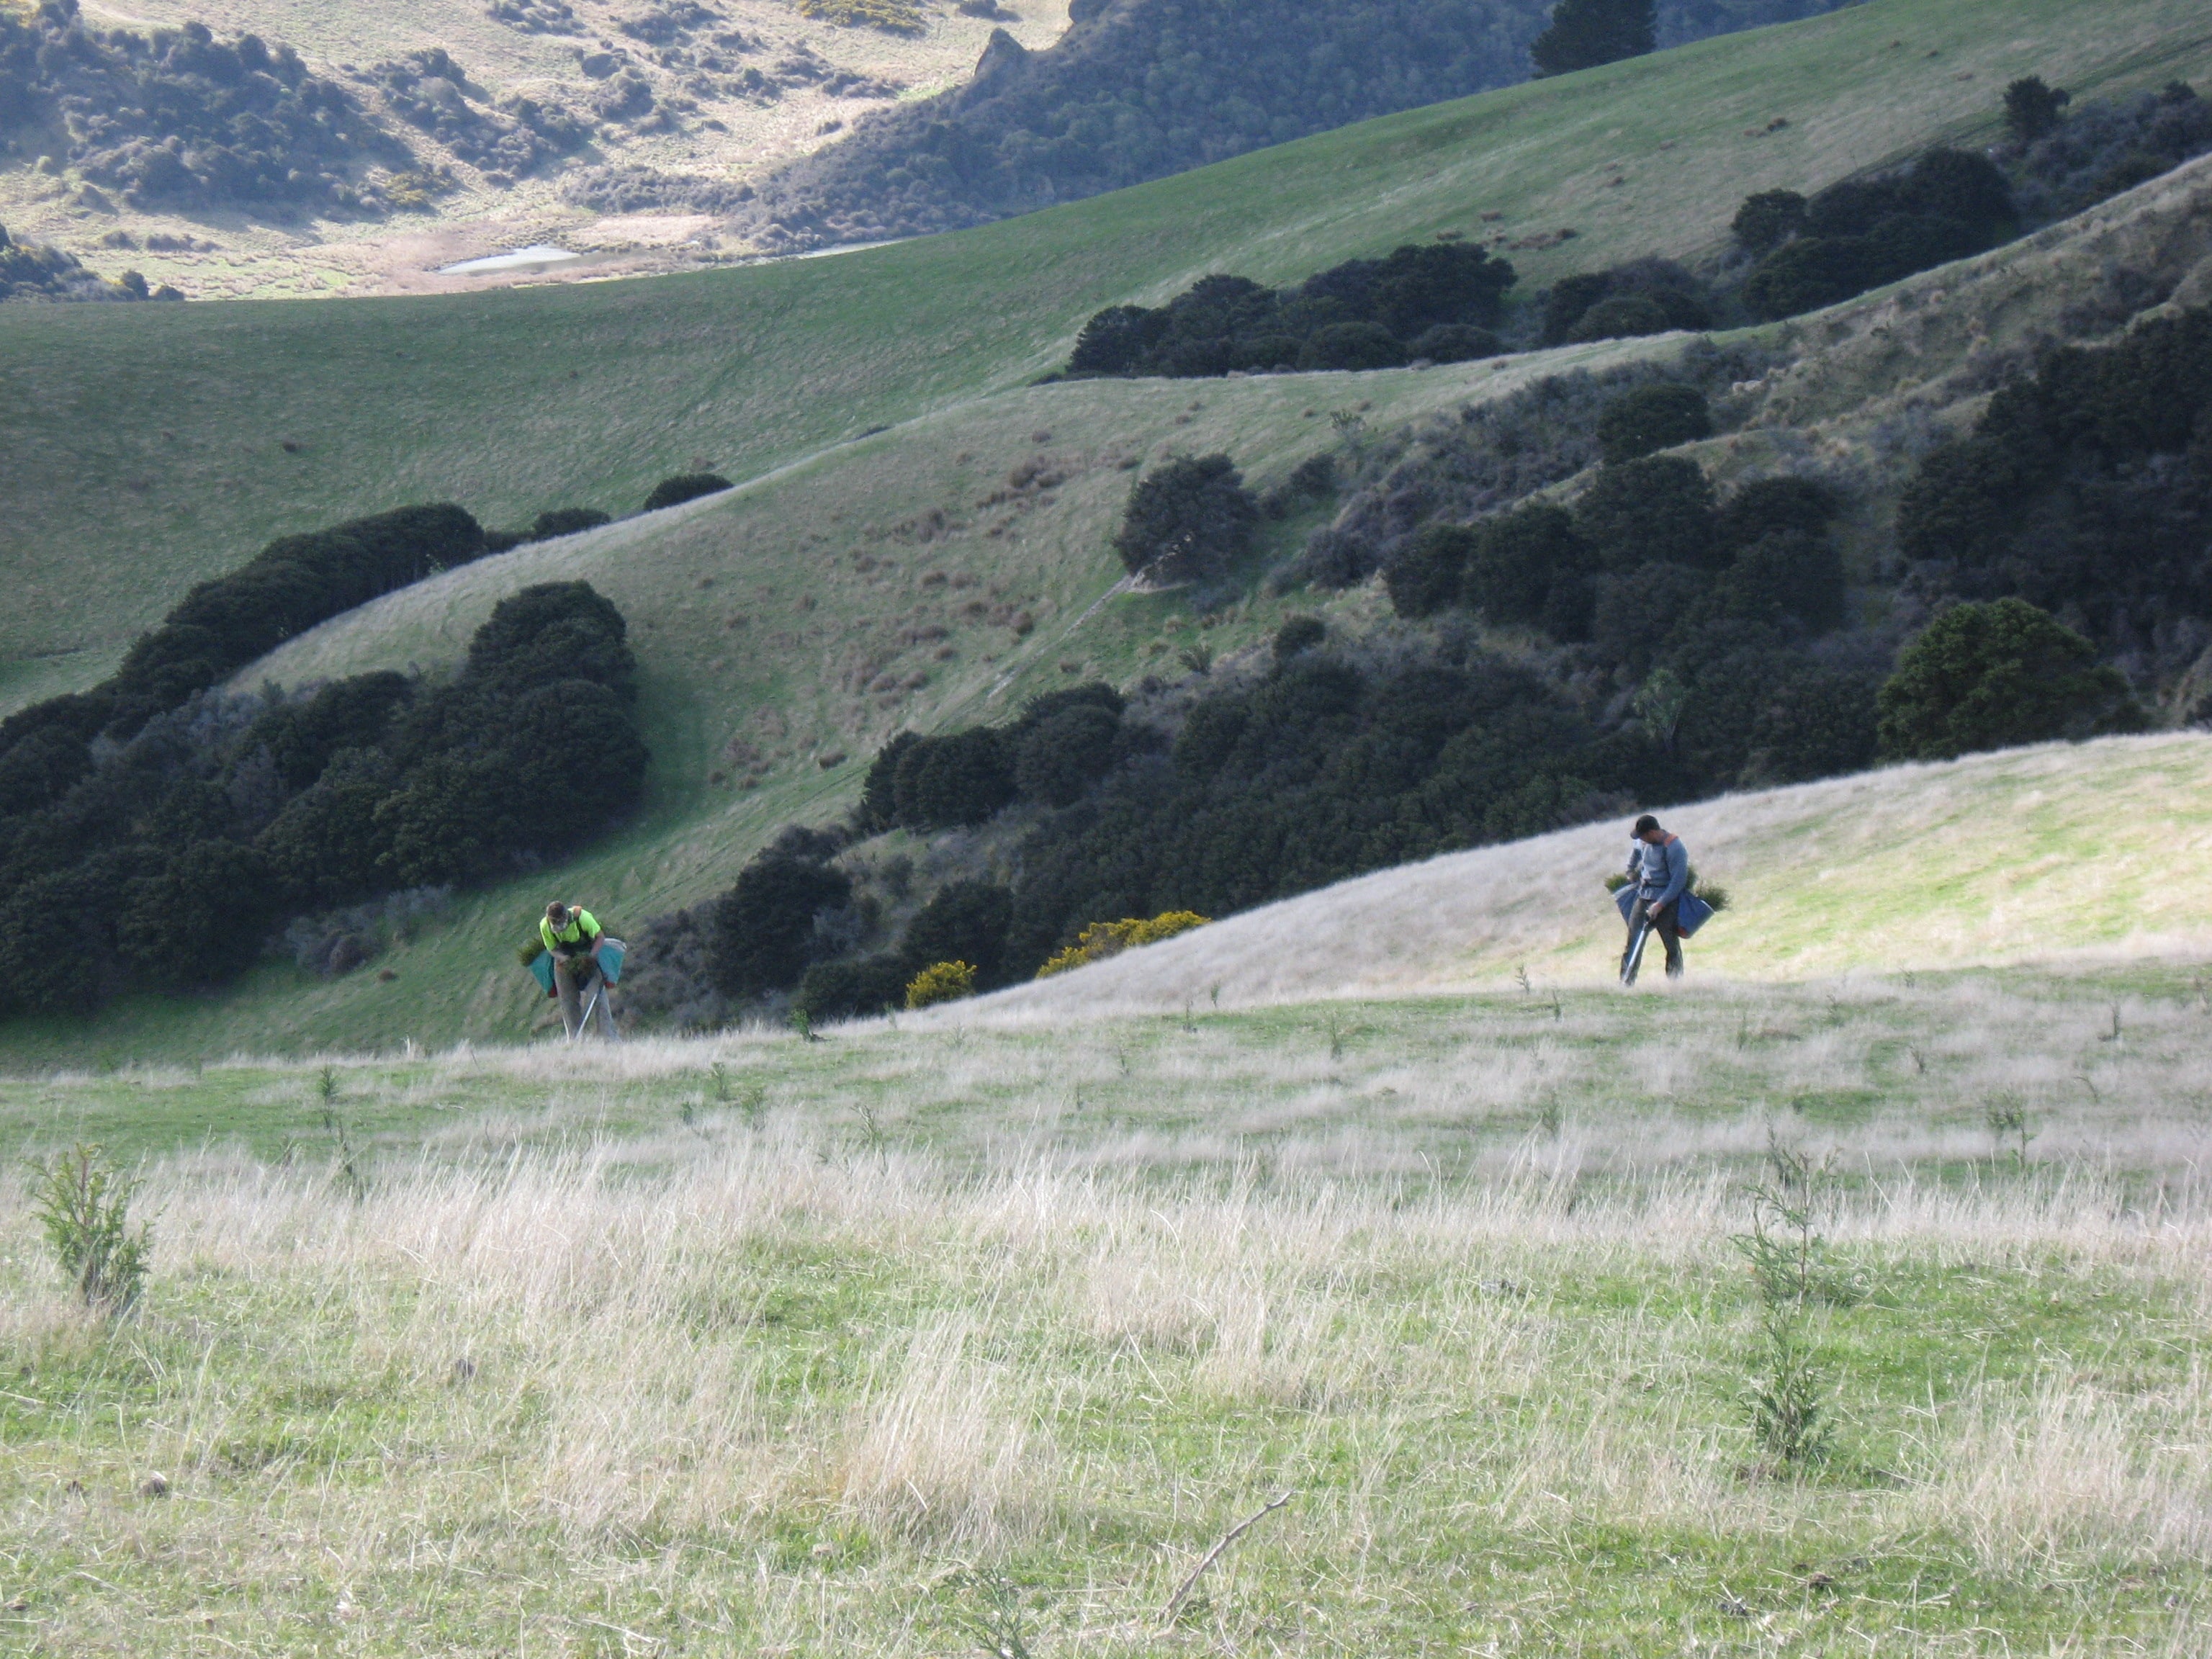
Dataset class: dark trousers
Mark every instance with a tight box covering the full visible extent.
[1621,898,1683,985]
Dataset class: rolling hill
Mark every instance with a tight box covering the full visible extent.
[976,733,2212,1015]
[4,0,2212,1062]
[9,0,2208,711]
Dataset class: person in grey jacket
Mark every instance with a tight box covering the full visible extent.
[1622,813,1689,984]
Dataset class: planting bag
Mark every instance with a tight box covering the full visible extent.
[529,939,624,992]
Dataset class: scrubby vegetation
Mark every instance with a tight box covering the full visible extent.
[0,505,648,1015]
[0,220,174,302]
[1894,303,2212,695]
[367,48,590,186]
[0,1,410,213]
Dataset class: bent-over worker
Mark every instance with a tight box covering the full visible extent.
[1621,814,1689,985]
[541,901,617,1040]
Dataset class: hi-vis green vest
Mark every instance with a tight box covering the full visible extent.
[541,907,602,955]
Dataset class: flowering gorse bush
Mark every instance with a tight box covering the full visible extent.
[1036,911,1210,979]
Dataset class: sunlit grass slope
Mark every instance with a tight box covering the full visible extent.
[986,734,2212,1016]
[6,0,2208,706]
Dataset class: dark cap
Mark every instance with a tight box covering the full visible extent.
[1633,814,1660,835]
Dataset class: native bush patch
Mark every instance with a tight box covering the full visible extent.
[0,572,646,1017]
[1065,244,1514,382]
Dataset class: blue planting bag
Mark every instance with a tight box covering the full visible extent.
[530,940,625,992]
[1612,886,1716,936]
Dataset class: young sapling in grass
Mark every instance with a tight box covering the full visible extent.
[1742,1312,1835,1474]
[1986,1098,2034,1166]
[955,1572,1035,1659]
[709,1060,732,1102]
[27,1144,151,1315]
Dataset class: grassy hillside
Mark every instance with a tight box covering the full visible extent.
[8,0,2209,710]
[2,0,1076,299]
[6,0,2212,1063]
[986,733,2212,1015]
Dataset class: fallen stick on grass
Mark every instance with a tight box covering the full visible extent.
[1160,1491,1295,1626]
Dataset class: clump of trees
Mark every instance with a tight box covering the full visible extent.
[0,3,413,214]
[642,473,734,512]
[1894,302,2212,680]
[1539,257,1710,345]
[1066,244,1516,380]
[94,505,494,742]
[2000,79,2210,226]
[0,577,647,1016]
[1876,599,2141,761]
[860,685,1128,834]
[1380,381,1877,789]
[1530,0,1654,78]
[1732,148,2016,320]
[1293,349,1763,592]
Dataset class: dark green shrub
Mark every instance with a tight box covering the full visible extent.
[1012,703,1121,806]
[641,473,732,512]
[104,504,485,736]
[1741,235,1876,320]
[1530,0,1655,76]
[1541,273,1617,345]
[1592,563,1712,675]
[860,731,921,831]
[900,880,1015,985]
[898,727,1016,828]
[1568,292,1671,342]
[1732,190,1807,253]
[1383,523,1478,620]
[1596,384,1712,464]
[1274,616,1327,660]
[1462,504,1595,636]
[793,953,910,1023]
[463,581,637,699]
[1068,304,1169,374]
[530,507,612,540]
[1297,320,1406,372]
[117,840,283,986]
[1363,243,1516,336]
[1409,323,1503,364]
[244,673,413,791]
[1114,454,1258,583]
[2005,77,2072,143]
[1574,455,1722,570]
[709,853,853,997]
[1876,598,2144,761]
[1712,529,1846,632]
[1750,665,1881,783]
[1719,477,1838,549]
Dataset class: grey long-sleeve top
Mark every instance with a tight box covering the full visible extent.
[1625,835,1690,909]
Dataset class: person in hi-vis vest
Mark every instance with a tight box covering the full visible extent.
[540,902,616,1040]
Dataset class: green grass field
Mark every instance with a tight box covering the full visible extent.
[8,0,2210,709]
[2,959,2207,1655]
